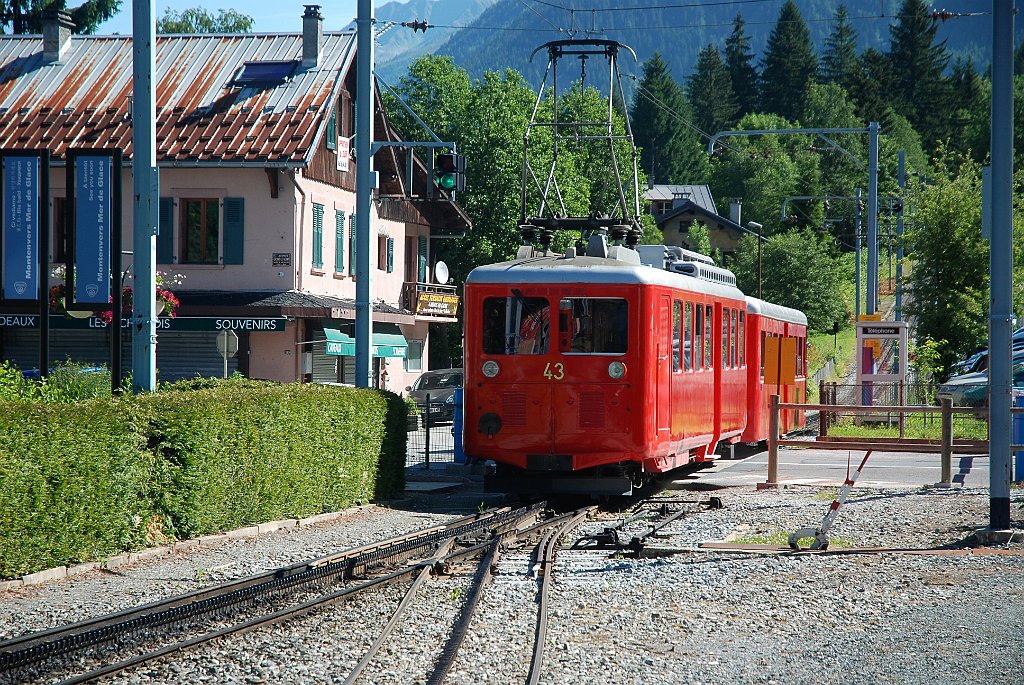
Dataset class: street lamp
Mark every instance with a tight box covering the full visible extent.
[747,221,763,299]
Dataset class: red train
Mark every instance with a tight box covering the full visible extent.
[463,243,807,496]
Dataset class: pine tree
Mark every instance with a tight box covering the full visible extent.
[629,52,708,185]
[724,13,759,118]
[760,1,818,122]
[687,44,739,136]
[845,47,897,128]
[888,0,954,152]
[820,5,859,92]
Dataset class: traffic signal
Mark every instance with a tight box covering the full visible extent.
[433,153,466,192]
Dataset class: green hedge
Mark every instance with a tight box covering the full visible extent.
[0,382,406,579]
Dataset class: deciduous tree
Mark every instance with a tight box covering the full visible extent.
[0,0,119,34]
[157,7,253,33]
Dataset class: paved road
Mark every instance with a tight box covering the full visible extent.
[690,444,991,489]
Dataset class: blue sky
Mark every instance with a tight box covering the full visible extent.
[98,1,361,35]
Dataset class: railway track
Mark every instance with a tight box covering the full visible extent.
[0,504,543,685]
[0,495,710,685]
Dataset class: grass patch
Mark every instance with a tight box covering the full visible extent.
[733,530,855,548]
[826,414,989,441]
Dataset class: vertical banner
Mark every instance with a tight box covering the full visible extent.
[73,154,112,305]
[2,155,40,300]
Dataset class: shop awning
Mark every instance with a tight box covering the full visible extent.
[323,324,408,358]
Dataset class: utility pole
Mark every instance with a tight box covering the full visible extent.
[131,0,157,392]
[708,124,880,313]
[896,151,905,322]
[855,187,862,322]
[355,0,374,388]
[866,121,879,314]
[989,0,1013,530]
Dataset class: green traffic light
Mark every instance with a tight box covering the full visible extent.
[437,173,456,190]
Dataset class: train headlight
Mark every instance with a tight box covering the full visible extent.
[608,361,626,379]
[482,360,500,378]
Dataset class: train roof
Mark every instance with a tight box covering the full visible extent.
[466,253,746,301]
[745,297,808,326]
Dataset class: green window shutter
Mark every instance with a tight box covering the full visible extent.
[326,110,336,150]
[222,197,244,265]
[417,235,427,283]
[335,211,345,272]
[157,197,174,264]
[348,213,356,276]
[386,237,394,273]
[312,203,324,269]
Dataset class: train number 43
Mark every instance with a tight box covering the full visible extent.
[543,362,565,380]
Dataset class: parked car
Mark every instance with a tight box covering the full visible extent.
[937,362,1024,407]
[406,368,463,425]
[951,346,1024,376]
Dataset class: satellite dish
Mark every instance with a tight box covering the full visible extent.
[434,261,450,285]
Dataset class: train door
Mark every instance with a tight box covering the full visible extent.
[657,295,671,436]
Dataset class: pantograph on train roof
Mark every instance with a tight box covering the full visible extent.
[519,38,643,257]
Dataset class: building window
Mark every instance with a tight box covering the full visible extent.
[377,235,387,271]
[325,109,336,150]
[405,339,424,372]
[52,196,67,262]
[334,211,346,273]
[312,203,324,269]
[181,198,219,264]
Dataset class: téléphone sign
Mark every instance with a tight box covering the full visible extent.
[74,155,111,305]
[2,155,40,301]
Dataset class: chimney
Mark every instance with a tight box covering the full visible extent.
[42,10,74,63]
[302,5,323,68]
[729,200,742,226]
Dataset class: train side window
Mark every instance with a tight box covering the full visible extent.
[482,295,550,355]
[704,305,712,369]
[739,312,745,367]
[694,304,703,370]
[559,297,628,354]
[672,300,682,372]
[683,302,693,371]
[731,309,738,368]
[797,336,804,376]
[722,307,730,368]
[760,331,768,376]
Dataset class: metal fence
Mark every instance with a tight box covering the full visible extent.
[817,380,988,442]
[406,394,462,468]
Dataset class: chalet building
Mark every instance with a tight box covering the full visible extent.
[646,184,746,255]
[0,7,468,391]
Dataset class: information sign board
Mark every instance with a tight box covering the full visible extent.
[2,155,40,300]
[74,155,112,305]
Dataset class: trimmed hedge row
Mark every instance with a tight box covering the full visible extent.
[0,382,406,579]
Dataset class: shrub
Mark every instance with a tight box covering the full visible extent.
[0,399,154,578]
[0,383,406,578]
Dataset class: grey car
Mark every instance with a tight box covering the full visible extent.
[406,368,463,425]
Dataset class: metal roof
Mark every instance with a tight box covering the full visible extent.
[467,255,746,301]
[643,185,717,213]
[0,32,356,165]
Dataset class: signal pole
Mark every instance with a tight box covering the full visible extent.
[355,0,374,388]
[989,0,1013,530]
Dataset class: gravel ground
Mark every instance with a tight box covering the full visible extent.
[1,484,1022,685]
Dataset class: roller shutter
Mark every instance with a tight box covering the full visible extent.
[156,331,238,381]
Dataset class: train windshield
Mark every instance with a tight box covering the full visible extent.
[558,298,628,354]
[482,294,551,355]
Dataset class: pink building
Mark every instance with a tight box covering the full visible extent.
[0,8,468,391]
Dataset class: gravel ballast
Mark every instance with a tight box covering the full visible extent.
[1,484,1022,685]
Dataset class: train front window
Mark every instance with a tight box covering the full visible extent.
[482,294,551,355]
[558,297,628,354]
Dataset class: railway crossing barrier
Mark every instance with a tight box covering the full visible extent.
[766,395,990,488]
